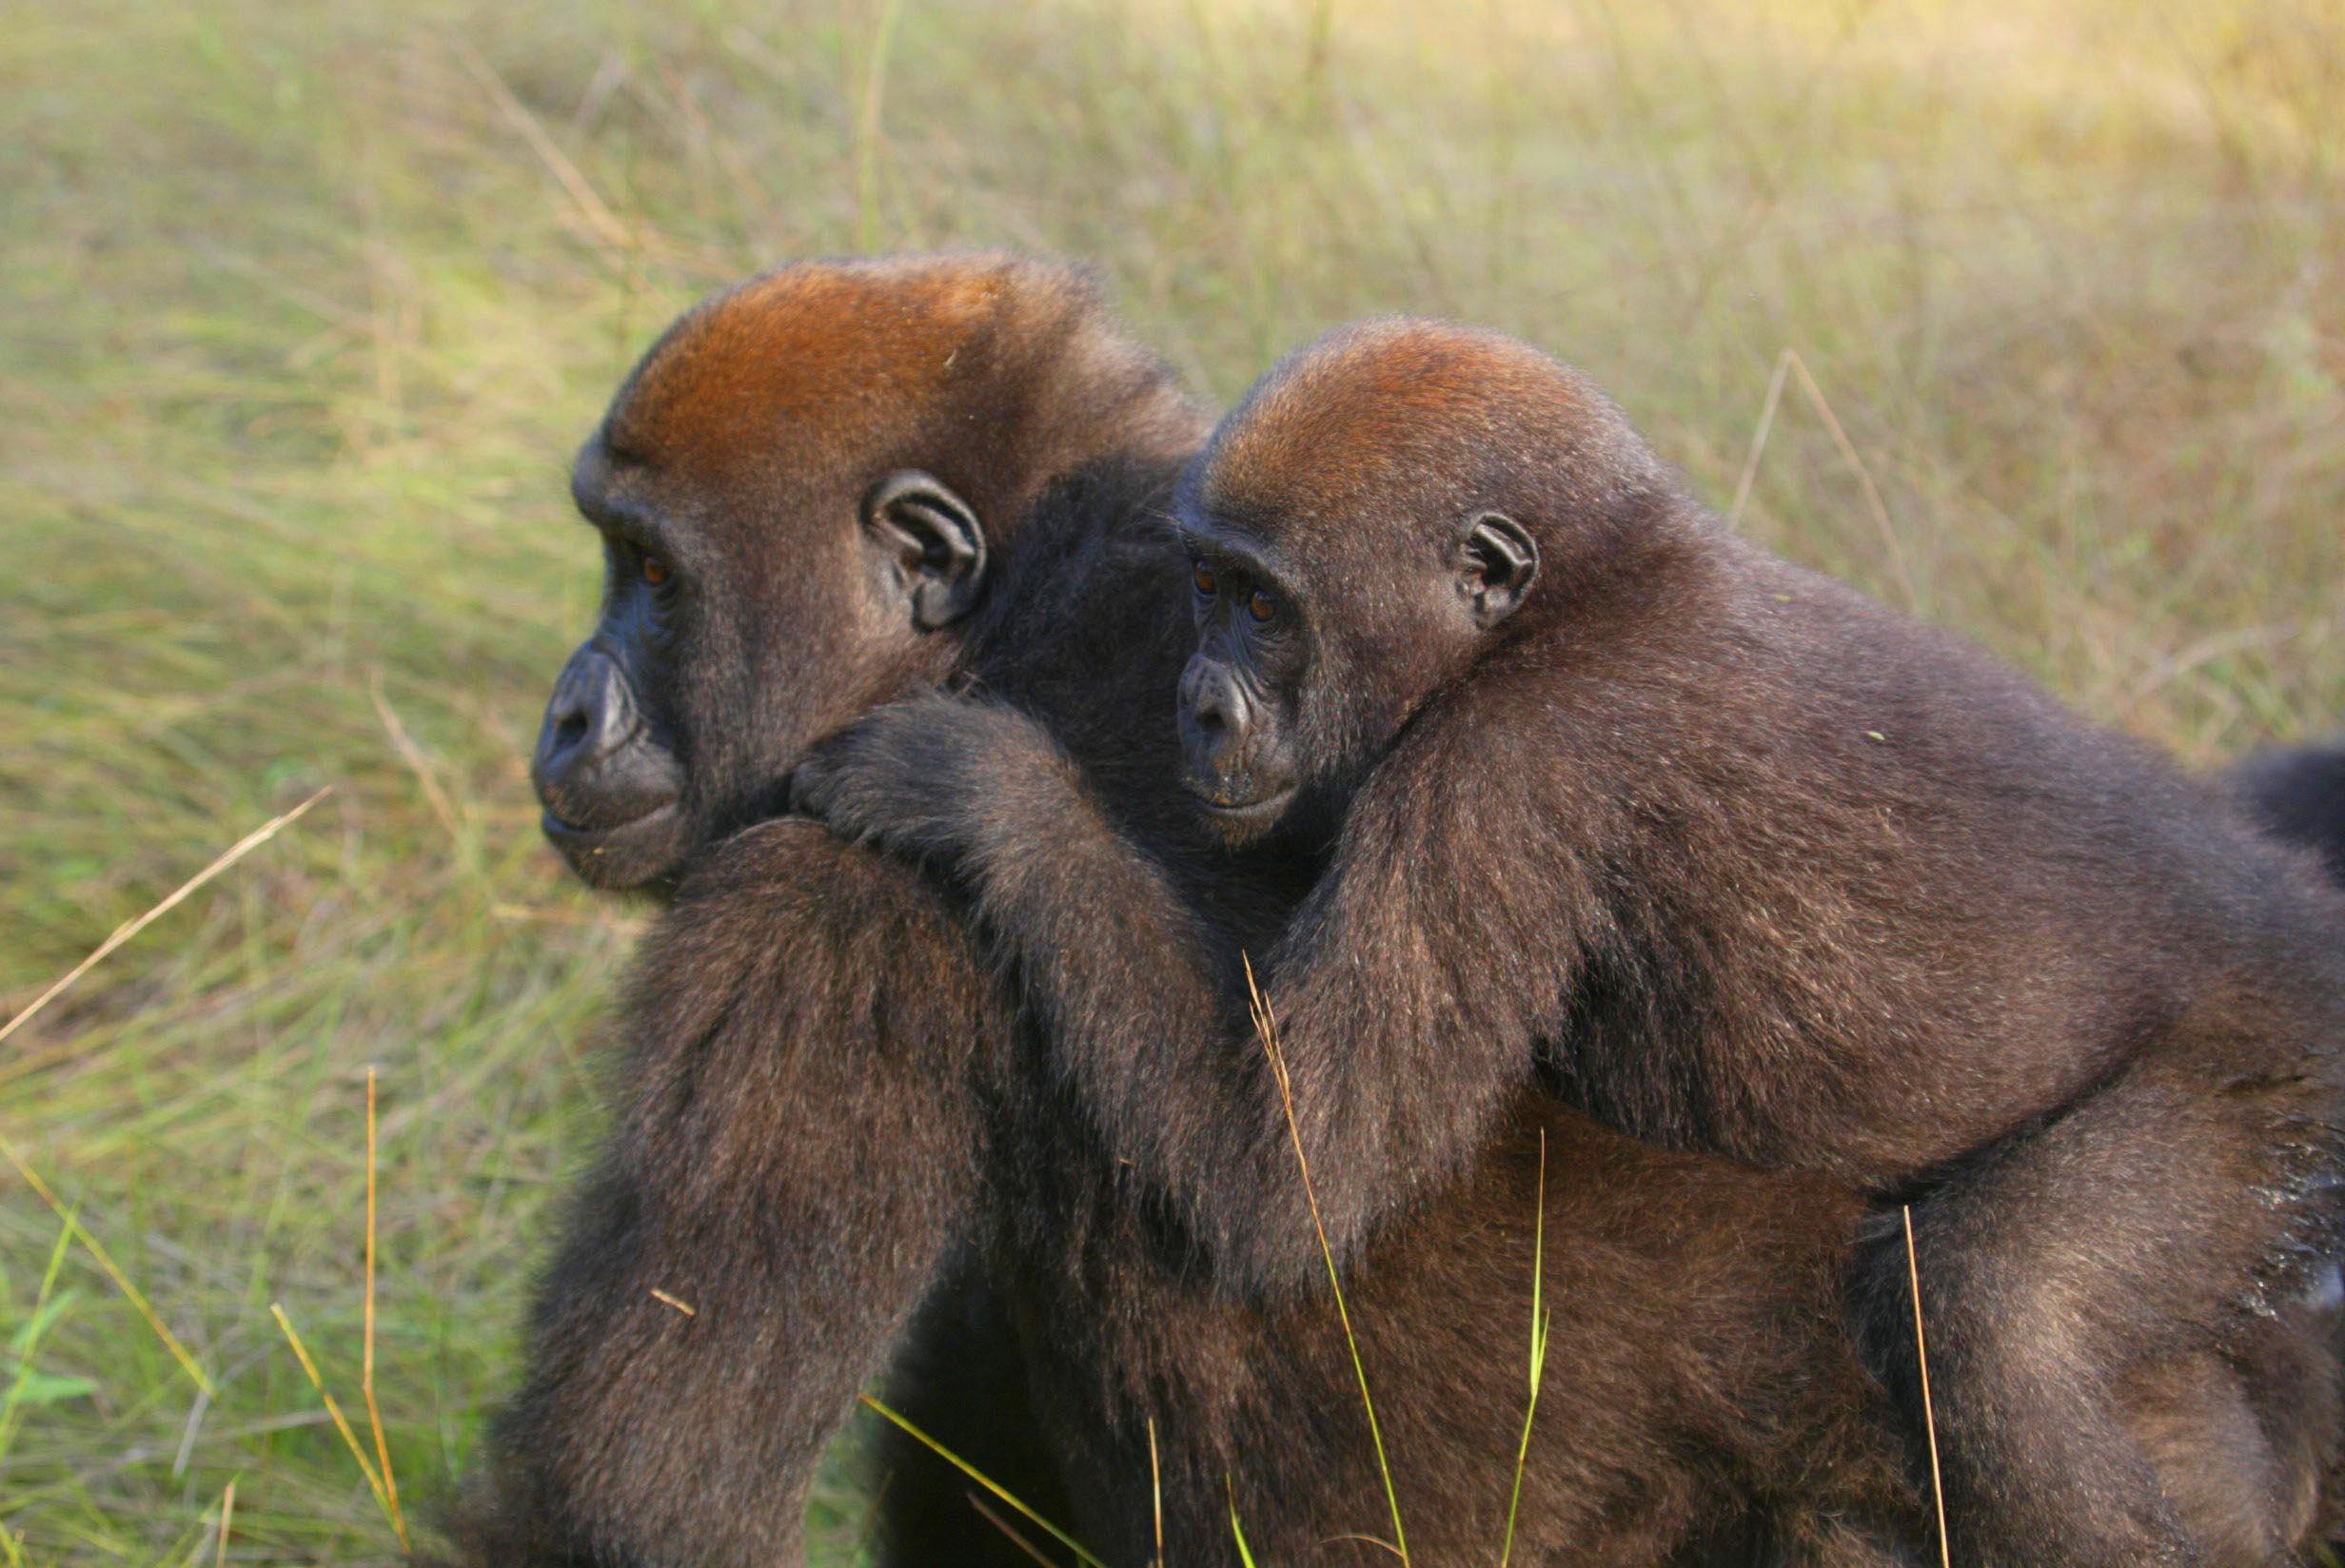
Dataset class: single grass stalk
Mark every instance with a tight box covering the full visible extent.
[213,1479,236,1568]
[1903,1205,1950,1568]
[1226,1476,1260,1568]
[269,1303,404,1547]
[855,0,909,250]
[360,1068,405,1547]
[0,1213,81,1469]
[0,787,327,1049]
[1727,349,1794,528]
[1302,0,1336,102]
[1242,955,1410,1567]
[441,29,635,262]
[1783,349,1915,612]
[1496,1128,1551,1568]
[0,1139,213,1397]
[1148,1415,1165,1568]
[367,673,465,858]
[965,1492,1062,1568]
[858,1393,1108,1568]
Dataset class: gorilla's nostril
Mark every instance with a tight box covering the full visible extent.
[536,645,640,795]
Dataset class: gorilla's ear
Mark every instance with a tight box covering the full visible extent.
[1460,512,1539,628]
[864,470,988,631]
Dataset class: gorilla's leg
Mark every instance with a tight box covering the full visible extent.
[1851,1048,2340,1567]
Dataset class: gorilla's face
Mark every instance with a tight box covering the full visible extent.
[1172,500,1536,850]
[529,457,693,889]
[527,253,1199,892]
[531,432,984,893]
[529,268,1014,893]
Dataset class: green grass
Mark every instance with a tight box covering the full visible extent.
[2,0,2340,1561]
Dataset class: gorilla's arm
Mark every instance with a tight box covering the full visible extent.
[440,820,998,1567]
[789,687,1569,1292]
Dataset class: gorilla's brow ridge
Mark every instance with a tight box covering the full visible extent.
[573,476,676,557]
[1174,518,1294,596]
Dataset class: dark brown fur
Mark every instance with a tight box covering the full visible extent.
[461,261,1947,1566]
[793,319,2345,1564]
[451,253,1202,1566]
[2238,741,2345,887]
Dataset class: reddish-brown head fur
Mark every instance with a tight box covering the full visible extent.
[605,254,1194,524]
[537,252,1205,890]
[1173,319,1691,800]
[1198,318,1677,598]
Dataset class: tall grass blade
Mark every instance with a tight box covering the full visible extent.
[1148,1414,1165,1568]
[212,1480,236,1568]
[1728,349,1794,528]
[360,1068,404,1546]
[0,788,327,1049]
[1903,1205,1951,1568]
[964,1492,1065,1568]
[1227,1475,1261,1568]
[856,0,909,250]
[0,1214,82,1469]
[1497,1128,1550,1567]
[268,1303,400,1542]
[0,1140,213,1398]
[859,1393,1109,1568]
[1243,955,1410,1567]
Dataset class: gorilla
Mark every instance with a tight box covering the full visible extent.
[468,260,1944,1565]
[792,317,2345,1566]
[462,252,1201,1565]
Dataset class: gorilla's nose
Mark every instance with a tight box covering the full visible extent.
[533,646,657,824]
[1179,657,1254,778]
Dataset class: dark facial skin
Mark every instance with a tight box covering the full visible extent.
[1174,537,1307,824]
[529,434,981,891]
[528,460,689,884]
[791,317,2345,1566]
[1175,506,1537,838]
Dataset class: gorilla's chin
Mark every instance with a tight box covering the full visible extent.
[542,800,687,891]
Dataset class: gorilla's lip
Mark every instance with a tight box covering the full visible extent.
[540,798,683,884]
[540,797,679,842]
[1184,782,1297,827]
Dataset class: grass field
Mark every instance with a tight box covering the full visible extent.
[3,0,2340,1561]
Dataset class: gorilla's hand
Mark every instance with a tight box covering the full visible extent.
[788,692,1071,869]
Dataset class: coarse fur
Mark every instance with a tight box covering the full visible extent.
[793,318,2345,1565]
[458,260,1947,1566]
[2237,741,2345,887]
[452,251,1202,1567]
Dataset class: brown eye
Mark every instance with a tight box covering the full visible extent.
[1248,589,1277,623]
[641,555,670,587]
[1192,558,1218,597]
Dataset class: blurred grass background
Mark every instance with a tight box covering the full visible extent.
[2,0,2340,1560]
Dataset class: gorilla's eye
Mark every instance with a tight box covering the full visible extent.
[1192,558,1218,598]
[641,555,671,588]
[1248,589,1278,624]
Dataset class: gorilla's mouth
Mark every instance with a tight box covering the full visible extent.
[540,799,684,887]
[1184,782,1297,829]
